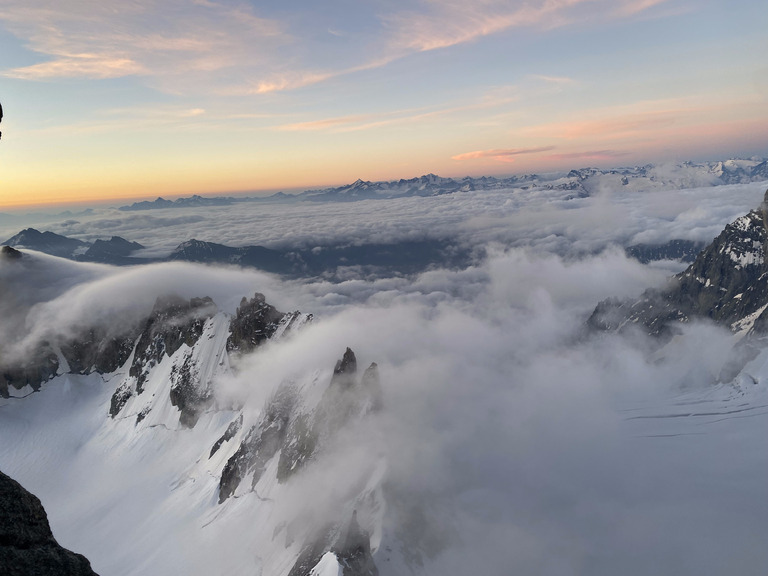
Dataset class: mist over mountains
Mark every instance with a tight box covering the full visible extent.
[2,157,768,575]
[3,157,767,279]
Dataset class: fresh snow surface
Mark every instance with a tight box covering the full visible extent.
[309,552,342,576]
[1,345,767,575]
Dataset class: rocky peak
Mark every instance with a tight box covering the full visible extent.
[227,292,287,355]
[287,510,379,576]
[220,347,381,502]
[0,245,22,260]
[330,347,357,389]
[589,189,768,342]
[129,295,217,394]
[3,228,89,258]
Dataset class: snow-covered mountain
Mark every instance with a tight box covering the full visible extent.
[4,187,768,574]
[589,189,768,382]
[256,157,768,202]
[1,278,391,575]
[111,157,768,210]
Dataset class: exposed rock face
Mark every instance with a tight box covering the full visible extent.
[278,352,382,484]
[109,295,217,421]
[590,194,768,381]
[129,295,217,394]
[219,386,295,502]
[168,351,213,428]
[333,511,379,576]
[60,329,138,375]
[625,239,706,264]
[108,383,132,418]
[0,344,59,399]
[1,245,22,260]
[589,207,768,339]
[332,347,358,386]
[287,511,379,576]
[219,348,382,501]
[227,293,287,355]
[0,470,99,576]
[209,414,243,458]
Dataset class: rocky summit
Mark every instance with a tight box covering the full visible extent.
[589,188,768,378]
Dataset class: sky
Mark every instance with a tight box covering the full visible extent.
[0,0,766,208]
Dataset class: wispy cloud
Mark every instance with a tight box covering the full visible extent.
[0,0,287,83]
[452,146,556,163]
[274,89,518,133]
[522,106,684,140]
[6,54,145,80]
[0,0,679,94]
[617,0,672,17]
[382,0,676,54]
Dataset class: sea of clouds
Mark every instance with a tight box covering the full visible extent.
[1,179,768,575]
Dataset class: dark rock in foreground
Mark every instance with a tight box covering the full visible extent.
[0,470,99,576]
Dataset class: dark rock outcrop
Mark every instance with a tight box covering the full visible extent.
[590,193,768,381]
[589,207,768,339]
[1,245,22,260]
[209,415,243,458]
[109,295,217,419]
[0,470,99,576]
[277,350,381,483]
[60,329,138,376]
[108,383,132,418]
[220,348,382,500]
[169,351,213,428]
[129,295,217,394]
[625,239,706,264]
[219,386,295,502]
[227,293,287,355]
[0,344,59,399]
[333,511,379,576]
[286,511,379,576]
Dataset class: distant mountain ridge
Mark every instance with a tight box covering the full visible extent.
[2,229,474,278]
[3,228,146,263]
[116,156,768,210]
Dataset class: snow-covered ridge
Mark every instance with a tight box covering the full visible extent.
[114,156,768,209]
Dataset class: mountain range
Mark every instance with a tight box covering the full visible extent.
[115,157,768,210]
[3,189,768,574]
[2,229,475,279]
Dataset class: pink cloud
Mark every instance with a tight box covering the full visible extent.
[452,146,556,162]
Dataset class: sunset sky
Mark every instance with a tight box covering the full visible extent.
[0,0,766,208]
